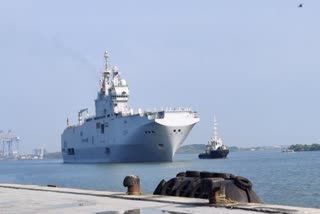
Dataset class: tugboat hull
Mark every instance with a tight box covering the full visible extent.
[198,149,229,159]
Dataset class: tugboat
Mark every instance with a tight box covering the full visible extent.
[199,116,229,159]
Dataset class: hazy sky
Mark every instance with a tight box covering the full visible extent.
[1,0,320,153]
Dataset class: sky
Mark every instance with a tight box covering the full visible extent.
[1,0,320,153]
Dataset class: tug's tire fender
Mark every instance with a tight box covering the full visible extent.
[185,171,200,177]
[153,179,166,195]
[200,172,233,179]
[176,172,186,177]
[234,176,252,190]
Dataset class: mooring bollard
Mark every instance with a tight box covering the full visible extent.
[123,175,141,195]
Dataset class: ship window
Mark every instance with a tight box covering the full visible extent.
[105,147,110,154]
[96,122,101,129]
[101,124,104,134]
[157,144,164,149]
[145,131,147,134]
[124,120,127,124]
[104,109,107,114]
[80,131,83,136]
[152,131,155,133]
[173,129,176,132]
[178,129,181,132]
[107,114,110,117]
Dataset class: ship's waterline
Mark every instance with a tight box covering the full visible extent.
[61,51,199,163]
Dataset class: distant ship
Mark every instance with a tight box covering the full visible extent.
[199,116,229,159]
[61,51,200,163]
[281,148,295,153]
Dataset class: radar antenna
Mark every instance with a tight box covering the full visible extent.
[104,51,109,70]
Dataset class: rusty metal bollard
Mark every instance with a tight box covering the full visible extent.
[201,178,226,204]
[208,184,226,205]
[123,175,141,195]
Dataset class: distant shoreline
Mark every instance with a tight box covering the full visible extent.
[288,144,320,152]
[177,144,281,154]
[42,144,320,158]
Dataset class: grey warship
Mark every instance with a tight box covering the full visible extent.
[61,51,200,163]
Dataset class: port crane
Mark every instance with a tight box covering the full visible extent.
[0,130,20,158]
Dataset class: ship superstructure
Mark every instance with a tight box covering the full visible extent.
[61,51,199,163]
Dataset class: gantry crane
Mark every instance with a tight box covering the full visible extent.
[0,130,20,158]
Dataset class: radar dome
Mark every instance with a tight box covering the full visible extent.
[112,66,119,73]
[121,79,127,86]
[104,51,109,59]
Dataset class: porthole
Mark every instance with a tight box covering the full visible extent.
[157,144,164,149]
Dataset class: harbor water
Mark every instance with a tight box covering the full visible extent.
[0,151,319,208]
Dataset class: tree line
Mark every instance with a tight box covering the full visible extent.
[288,144,320,152]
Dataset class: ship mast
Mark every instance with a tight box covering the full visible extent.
[209,114,223,149]
[101,51,111,95]
[213,114,219,142]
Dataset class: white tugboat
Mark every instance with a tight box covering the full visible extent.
[199,116,229,159]
[61,51,200,163]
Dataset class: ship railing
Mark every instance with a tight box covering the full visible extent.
[148,107,198,113]
[163,107,193,112]
[130,107,199,118]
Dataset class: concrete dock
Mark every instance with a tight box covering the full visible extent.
[0,183,318,214]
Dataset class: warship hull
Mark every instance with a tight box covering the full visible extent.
[62,112,198,163]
